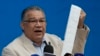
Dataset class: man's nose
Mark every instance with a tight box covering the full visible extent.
[35,21,41,27]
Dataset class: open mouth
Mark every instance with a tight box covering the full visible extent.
[34,30,42,33]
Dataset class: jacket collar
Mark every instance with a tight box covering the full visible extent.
[20,34,36,54]
[20,33,50,54]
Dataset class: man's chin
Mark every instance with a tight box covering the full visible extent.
[35,36,43,43]
[34,35,43,39]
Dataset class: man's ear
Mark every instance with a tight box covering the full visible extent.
[20,22,24,30]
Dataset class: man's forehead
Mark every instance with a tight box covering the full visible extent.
[26,10,44,14]
[25,10,44,16]
[24,10,45,19]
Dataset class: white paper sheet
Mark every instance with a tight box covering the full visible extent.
[61,4,82,56]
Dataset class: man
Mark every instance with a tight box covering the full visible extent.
[2,6,89,56]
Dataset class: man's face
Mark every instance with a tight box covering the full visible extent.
[21,10,46,43]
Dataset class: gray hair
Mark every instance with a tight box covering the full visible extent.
[21,6,44,21]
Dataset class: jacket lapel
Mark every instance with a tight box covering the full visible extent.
[20,33,51,55]
[20,34,37,54]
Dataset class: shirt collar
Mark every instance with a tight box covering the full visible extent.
[33,37,46,47]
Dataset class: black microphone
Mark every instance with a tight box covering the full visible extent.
[44,41,56,56]
[64,53,73,56]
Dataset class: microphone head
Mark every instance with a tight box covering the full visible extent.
[64,53,73,56]
[44,42,54,53]
[44,42,56,56]
[74,53,84,56]
[31,54,39,56]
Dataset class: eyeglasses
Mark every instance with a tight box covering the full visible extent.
[23,19,46,23]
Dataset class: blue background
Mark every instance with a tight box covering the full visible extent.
[0,0,100,56]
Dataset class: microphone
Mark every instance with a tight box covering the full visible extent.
[64,53,84,56]
[74,53,84,56]
[64,53,73,56]
[31,54,39,56]
[44,41,56,56]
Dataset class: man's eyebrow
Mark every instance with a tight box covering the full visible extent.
[26,18,36,20]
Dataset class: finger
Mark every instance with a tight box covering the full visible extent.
[80,10,86,20]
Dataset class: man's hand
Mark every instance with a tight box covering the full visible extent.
[78,10,86,29]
